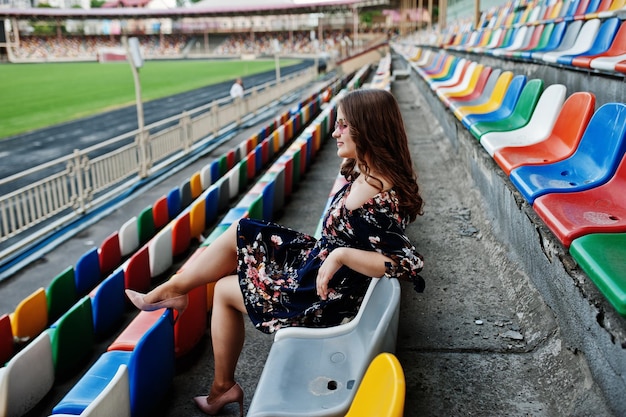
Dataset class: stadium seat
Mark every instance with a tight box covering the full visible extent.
[444,68,499,108]
[532,154,626,247]
[344,353,405,417]
[514,22,556,59]
[460,74,528,129]
[173,284,207,358]
[124,246,151,292]
[570,233,626,316]
[148,225,173,278]
[190,198,207,240]
[48,296,94,378]
[531,20,583,61]
[166,187,182,219]
[171,212,191,257]
[190,172,203,199]
[435,64,486,101]
[46,266,78,324]
[493,91,595,175]
[53,309,175,417]
[75,247,102,296]
[180,180,193,209]
[51,364,131,417]
[520,21,567,60]
[509,102,626,204]
[137,206,155,245]
[98,231,122,276]
[451,71,514,120]
[108,309,163,352]
[90,268,126,338]
[152,196,169,230]
[10,287,48,341]
[247,277,400,417]
[479,83,566,153]
[0,314,14,365]
[542,18,601,63]
[0,330,55,417]
[572,19,626,68]
[555,17,620,66]
[119,216,139,257]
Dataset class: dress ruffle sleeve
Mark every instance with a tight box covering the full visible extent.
[351,196,425,293]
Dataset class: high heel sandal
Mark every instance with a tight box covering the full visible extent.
[193,383,244,416]
[125,289,189,322]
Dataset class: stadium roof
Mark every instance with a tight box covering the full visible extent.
[0,0,390,19]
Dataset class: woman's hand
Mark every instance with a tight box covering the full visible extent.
[316,248,345,300]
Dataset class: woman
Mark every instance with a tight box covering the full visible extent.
[126,88,425,416]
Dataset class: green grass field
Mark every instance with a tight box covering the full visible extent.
[0,58,300,140]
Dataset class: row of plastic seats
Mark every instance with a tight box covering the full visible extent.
[441,11,626,74]
[45,74,355,417]
[0,109,297,357]
[447,0,626,39]
[402,47,626,316]
[0,85,336,417]
[368,52,393,90]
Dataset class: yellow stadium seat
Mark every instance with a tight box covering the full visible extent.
[9,287,48,341]
[452,71,514,120]
[344,353,406,417]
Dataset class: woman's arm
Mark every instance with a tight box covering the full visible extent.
[316,247,392,300]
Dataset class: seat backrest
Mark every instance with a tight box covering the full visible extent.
[542,21,568,51]
[49,295,94,377]
[190,172,203,199]
[137,205,155,245]
[46,266,78,324]
[508,78,547,123]
[10,287,48,341]
[580,17,621,56]
[148,225,173,278]
[572,103,626,175]
[166,187,182,219]
[551,92,596,148]
[119,216,139,257]
[127,309,175,417]
[124,245,151,292]
[172,212,191,257]
[190,198,206,239]
[552,19,583,52]
[344,353,406,417]
[0,330,54,417]
[0,314,14,365]
[152,196,169,230]
[80,364,131,417]
[90,268,126,338]
[564,18,601,54]
[99,231,122,276]
[75,247,102,297]
[605,19,626,54]
[353,277,401,353]
[496,75,528,113]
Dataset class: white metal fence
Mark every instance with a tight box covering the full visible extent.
[0,66,316,260]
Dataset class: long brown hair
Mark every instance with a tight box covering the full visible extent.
[339,89,424,222]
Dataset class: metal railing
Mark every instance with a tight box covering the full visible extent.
[0,66,316,261]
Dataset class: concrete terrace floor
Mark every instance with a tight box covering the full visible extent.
[1,61,618,416]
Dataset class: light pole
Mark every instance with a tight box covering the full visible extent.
[122,36,149,177]
[273,38,281,84]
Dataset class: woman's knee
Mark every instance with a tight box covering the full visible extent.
[214,275,246,313]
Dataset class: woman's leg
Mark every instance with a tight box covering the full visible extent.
[208,274,247,396]
[143,221,240,304]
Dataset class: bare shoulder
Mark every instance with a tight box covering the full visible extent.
[344,177,393,210]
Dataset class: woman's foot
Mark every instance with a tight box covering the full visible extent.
[125,289,189,315]
[193,383,244,416]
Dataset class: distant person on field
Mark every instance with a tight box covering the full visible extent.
[230,78,244,99]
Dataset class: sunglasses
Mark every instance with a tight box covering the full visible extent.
[334,118,349,133]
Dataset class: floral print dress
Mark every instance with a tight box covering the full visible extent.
[236,181,424,334]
